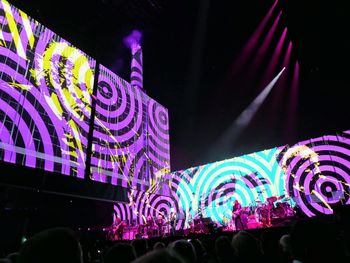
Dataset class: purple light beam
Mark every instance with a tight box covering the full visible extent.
[228,0,279,73]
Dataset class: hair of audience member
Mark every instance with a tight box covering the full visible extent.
[189,239,206,263]
[5,252,18,263]
[168,239,196,263]
[215,236,236,263]
[132,248,185,263]
[231,231,260,263]
[278,234,293,263]
[153,242,166,250]
[260,229,280,253]
[104,243,136,263]
[131,239,149,258]
[279,234,291,254]
[17,227,82,263]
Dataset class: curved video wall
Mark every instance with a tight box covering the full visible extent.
[0,0,95,177]
[114,130,350,229]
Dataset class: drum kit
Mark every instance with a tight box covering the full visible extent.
[221,195,295,231]
[137,217,166,238]
[222,195,295,230]
[187,217,214,234]
[137,224,153,238]
[250,195,295,227]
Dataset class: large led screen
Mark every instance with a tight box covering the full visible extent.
[91,65,171,193]
[114,130,350,229]
[0,0,96,177]
[113,188,175,226]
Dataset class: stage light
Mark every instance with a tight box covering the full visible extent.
[228,0,279,72]
[21,236,27,244]
[209,67,285,157]
[250,11,282,73]
[236,67,285,126]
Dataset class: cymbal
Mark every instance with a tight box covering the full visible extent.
[255,199,261,203]
[267,196,277,203]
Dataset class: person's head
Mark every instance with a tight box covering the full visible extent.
[189,239,206,263]
[131,239,149,258]
[260,229,282,256]
[279,234,291,253]
[289,219,342,263]
[153,242,166,250]
[215,236,235,263]
[278,234,292,263]
[104,243,136,263]
[168,240,196,263]
[6,252,19,263]
[131,248,184,263]
[232,231,260,263]
[17,227,82,263]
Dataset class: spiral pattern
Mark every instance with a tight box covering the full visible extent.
[171,149,285,227]
[0,0,171,187]
[91,65,170,191]
[112,130,350,230]
[114,189,177,226]
[148,100,171,172]
[278,132,350,217]
[113,148,288,230]
[130,45,143,89]
[4,0,350,230]
[0,0,95,177]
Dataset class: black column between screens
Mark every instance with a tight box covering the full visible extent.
[84,62,100,181]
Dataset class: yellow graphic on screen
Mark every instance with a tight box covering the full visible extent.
[28,40,95,168]
[0,0,36,58]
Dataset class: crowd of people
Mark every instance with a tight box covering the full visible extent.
[1,216,350,263]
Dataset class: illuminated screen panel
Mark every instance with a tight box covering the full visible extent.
[279,131,350,217]
[0,0,95,177]
[113,188,175,226]
[168,148,291,230]
[147,95,171,195]
[113,130,350,230]
[91,65,170,192]
[169,130,350,228]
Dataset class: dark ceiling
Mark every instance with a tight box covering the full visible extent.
[9,0,350,171]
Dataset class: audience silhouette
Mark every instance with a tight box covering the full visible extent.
[1,218,349,263]
[17,228,82,263]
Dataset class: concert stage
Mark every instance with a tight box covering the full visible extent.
[1,2,350,259]
[83,212,297,242]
